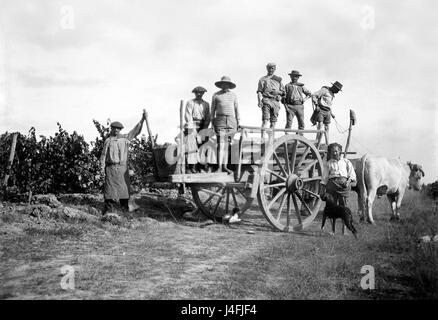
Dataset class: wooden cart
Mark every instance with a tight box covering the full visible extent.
[145,105,355,232]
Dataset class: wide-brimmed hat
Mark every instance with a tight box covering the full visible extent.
[110,121,124,129]
[331,81,343,91]
[288,70,302,77]
[215,76,236,89]
[192,86,207,93]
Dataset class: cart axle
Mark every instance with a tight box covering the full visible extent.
[286,174,303,193]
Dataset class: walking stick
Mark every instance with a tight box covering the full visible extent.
[143,109,155,148]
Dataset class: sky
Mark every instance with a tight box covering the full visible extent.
[0,0,437,183]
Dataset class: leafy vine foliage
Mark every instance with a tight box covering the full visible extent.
[1,121,157,196]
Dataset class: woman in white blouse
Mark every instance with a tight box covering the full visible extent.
[320,143,357,207]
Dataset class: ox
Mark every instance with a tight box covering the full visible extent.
[354,154,424,224]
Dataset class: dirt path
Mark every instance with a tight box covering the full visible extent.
[0,194,422,300]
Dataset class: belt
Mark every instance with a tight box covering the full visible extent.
[106,162,126,166]
[288,101,303,105]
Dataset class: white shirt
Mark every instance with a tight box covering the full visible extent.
[184,99,210,129]
[322,158,357,185]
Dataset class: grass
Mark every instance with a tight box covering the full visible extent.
[1,190,437,299]
[387,191,438,299]
[24,225,84,239]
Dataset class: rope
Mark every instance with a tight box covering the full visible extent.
[333,118,349,134]
[332,118,374,155]
[350,136,374,155]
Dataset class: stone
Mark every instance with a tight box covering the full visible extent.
[128,200,140,212]
[183,210,200,221]
[419,235,431,243]
[102,212,122,225]
[32,194,62,208]
[88,207,100,216]
[28,205,52,218]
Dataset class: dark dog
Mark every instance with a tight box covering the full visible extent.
[320,193,357,238]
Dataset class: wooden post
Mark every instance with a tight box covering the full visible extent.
[3,132,18,187]
[143,109,155,148]
[343,109,356,158]
[179,100,186,193]
[237,128,244,180]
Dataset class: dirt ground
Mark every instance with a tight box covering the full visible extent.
[0,191,427,300]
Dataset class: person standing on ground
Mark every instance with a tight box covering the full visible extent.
[320,142,356,207]
[100,112,145,215]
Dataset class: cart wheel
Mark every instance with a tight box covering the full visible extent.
[258,134,324,231]
[191,183,254,221]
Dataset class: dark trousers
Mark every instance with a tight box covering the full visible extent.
[285,104,305,130]
[326,178,350,207]
[104,199,129,213]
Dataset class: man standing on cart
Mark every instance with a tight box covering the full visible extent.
[257,62,285,131]
[310,81,343,134]
[184,86,211,173]
[211,76,240,175]
[282,70,312,131]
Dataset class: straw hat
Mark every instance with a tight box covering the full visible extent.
[215,76,236,89]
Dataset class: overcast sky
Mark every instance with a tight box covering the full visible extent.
[0,0,437,182]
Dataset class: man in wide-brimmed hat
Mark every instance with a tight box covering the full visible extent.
[282,70,312,131]
[257,62,285,130]
[211,76,240,176]
[311,81,343,134]
[184,86,211,173]
[100,112,146,215]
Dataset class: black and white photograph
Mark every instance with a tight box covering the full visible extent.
[0,0,437,305]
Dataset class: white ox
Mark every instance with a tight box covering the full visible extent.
[353,154,424,224]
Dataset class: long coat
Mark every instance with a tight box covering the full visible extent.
[100,121,142,200]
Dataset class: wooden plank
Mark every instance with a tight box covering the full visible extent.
[170,172,236,184]
[3,132,18,187]
[239,126,325,135]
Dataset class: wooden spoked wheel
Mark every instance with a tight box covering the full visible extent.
[258,134,324,231]
[191,183,254,221]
